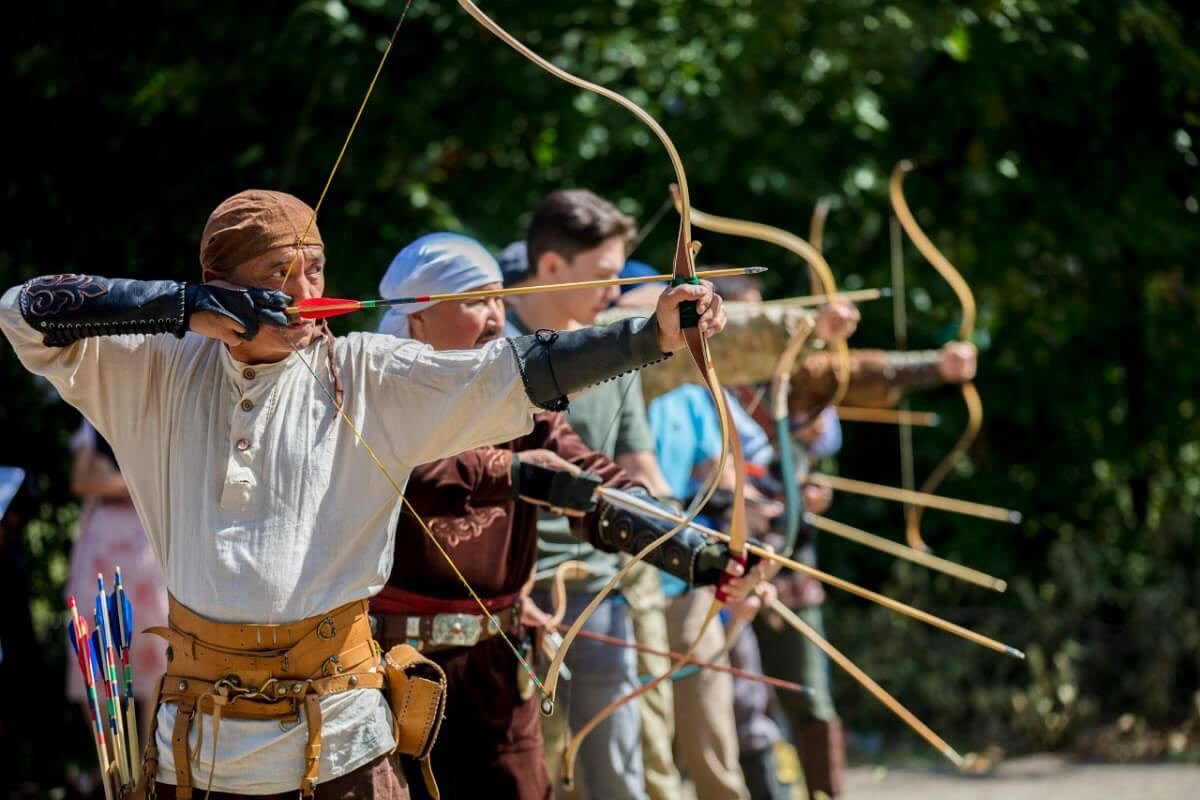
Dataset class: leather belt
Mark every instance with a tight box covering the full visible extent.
[372,604,523,652]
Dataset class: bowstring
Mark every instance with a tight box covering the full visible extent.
[266,0,545,695]
[285,331,545,695]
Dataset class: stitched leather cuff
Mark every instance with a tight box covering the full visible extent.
[19,275,188,346]
[508,317,671,411]
[596,488,708,584]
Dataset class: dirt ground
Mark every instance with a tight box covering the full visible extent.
[842,753,1200,799]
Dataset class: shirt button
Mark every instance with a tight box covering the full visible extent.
[242,367,256,380]
[236,438,251,452]
[240,399,254,412]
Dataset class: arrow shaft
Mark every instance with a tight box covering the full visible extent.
[288,266,766,316]
[808,473,1021,523]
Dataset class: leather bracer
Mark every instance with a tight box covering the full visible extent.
[18,274,291,346]
[595,488,748,587]
[19,274,187,346]
[508,317,671,411]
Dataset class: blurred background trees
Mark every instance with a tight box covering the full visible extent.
[2,0,1197,787]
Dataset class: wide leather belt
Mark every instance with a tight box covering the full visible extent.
[372,604,522,652]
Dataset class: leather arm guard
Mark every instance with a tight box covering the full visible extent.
[18,274,291,346]
[508,317,672,411]
[596,487,761,587]
[511,456,603,514]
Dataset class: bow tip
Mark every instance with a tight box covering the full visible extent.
[1007,510,1024,524]
[1006,645,1026,661]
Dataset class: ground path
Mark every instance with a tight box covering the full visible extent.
[843,753,1199,799]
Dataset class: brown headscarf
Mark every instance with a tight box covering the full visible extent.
[199,189,342,407]
[199,189,324,276]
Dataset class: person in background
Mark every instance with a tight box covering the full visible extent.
[372,233,754,800]
[65,418,169,749]
[501,189,686,800]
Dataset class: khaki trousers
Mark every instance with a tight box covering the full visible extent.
[624,561,683,800]
[667,589,748,800]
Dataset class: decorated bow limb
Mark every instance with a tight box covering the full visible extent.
[454,2,748,724]
[288,266,767,320]
[890,160,984,552]
[766,595,966,769]
[669,184,853,421]
[598,487,1023,657]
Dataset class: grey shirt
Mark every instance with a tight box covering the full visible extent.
[506,310,655,592]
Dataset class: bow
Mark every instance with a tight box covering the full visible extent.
[769,316,816,559]
[668,186,852,417]
[451,5,749,737]
[889,160,982,553]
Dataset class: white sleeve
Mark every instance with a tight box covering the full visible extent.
[355,333,536,468]
[0,285,171,448]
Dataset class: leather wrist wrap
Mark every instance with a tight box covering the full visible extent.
[596,488,709,584]
[512,457,602,513]
[19,274,187,346]
[508,317,671,411]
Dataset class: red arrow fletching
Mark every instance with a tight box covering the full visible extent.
[294,297,364,320]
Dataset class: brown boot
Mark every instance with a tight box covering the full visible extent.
[795,719,846,798]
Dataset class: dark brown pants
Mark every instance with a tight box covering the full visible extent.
[150,752,409,800]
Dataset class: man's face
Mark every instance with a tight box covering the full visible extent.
[408,282,505,351]
[205,243,325,362]
[540,235,626,324]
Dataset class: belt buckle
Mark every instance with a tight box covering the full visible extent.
[431,613,482,647]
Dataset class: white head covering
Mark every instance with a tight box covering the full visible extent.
[377,233,504,338]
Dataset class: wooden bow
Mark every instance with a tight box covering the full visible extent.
[889,160,983,552]
[452,5,748,741]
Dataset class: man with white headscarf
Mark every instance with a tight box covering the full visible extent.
[367,232,766,800]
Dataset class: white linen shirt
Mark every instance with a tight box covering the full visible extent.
[0,285,536,792]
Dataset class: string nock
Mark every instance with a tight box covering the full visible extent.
[539,696,555,717]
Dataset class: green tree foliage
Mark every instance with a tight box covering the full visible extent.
[2,0,1198,782]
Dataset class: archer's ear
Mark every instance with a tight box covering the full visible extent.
[536,251,565,281]
[407,308,428,341]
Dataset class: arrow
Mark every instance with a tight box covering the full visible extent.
[95,575,131,787]
[68,597,114,800]
[595,486,1022,658]
[288,266,767,319]
[561,624,814,697]
[108,567,140,782]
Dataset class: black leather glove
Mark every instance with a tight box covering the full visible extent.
[691,537,765,587]
[184,284,291,341]
[511,456,602,515]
